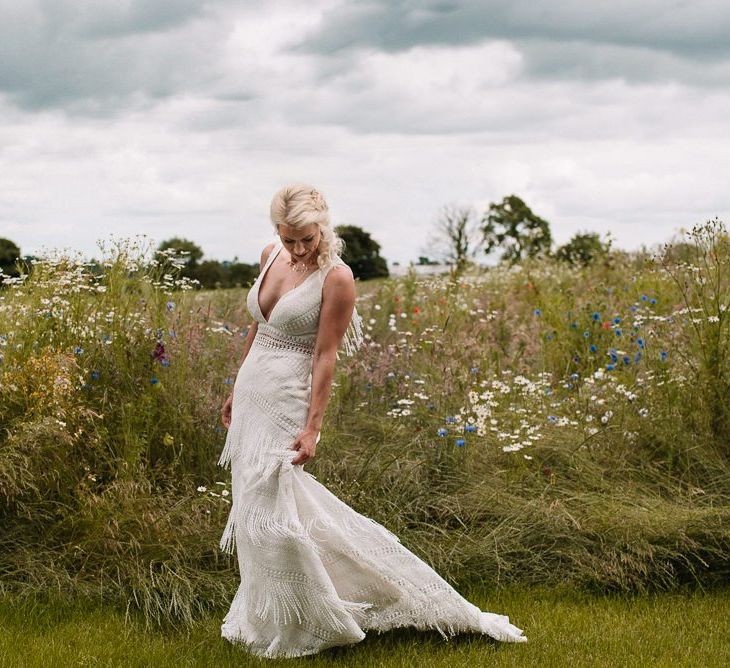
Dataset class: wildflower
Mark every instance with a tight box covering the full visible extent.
[437,428,448,437]
[622,355,631,365]
[570,373,579,380]
[606,363,615,371]
[197,485,207,492]
[615,329,622,336]
[533,308,542,316]
[445,415,457,424]
[613,317,621,324]
[589,344,597,353]
[464,424,477,433]
[73,346,84,355]
[637,338,645,349]
[166,301,176,312]
[638,407,649,417]
[592,312,601,321]
[470,367,479,374]
[547,415,557,423]
[650,298,657,305]
[455,438,465,447]
[224,377,234,385]
[641,294,648,301]
[150,377,159,385]
[221,489,230,496]
[152,341,169,363]
[660,351,668,362]
[90,370,100,381]
[634,352,642,363]
[583,330,591,339]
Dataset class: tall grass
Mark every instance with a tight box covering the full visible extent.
[0,222,728,628]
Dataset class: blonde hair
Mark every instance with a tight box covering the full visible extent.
[269,183,344,270]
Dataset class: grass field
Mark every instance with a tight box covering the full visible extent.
[1,586,729,667]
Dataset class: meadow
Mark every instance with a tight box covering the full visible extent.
[0,220,728,663]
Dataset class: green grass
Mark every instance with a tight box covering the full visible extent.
[1,586,728,667]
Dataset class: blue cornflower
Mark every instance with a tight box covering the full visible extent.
[609,352,618,363]
[592,312,601,321]
[630,305,638,312]
[589,344,598,353]
[166,301,176,312]
[637,338,645,349]
[161,359,171,367]
[583,330,591,339]
[570,373,579,380]
[615,329,622,336]
[634,352,643,363]
[641,294,648,301]
[660,351,668,362]
[623,355,631,365]
[150,377,159,385]
[73,346,84,355]
[544,387,553,395]
[90,371,100,381]
[224,377,233,385]
[455,438,465,447]
[464,424,477,433]
[534,308,542,316]
[650,298,657,305]
[470,367,479,374]
[613,317,621,324]
[606,363,616,371]
[445,415,457,424]
[437,428,448,437]
[548,415,557,423]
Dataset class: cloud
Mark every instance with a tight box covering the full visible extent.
[292,0,730,86]
[0,0,240,113]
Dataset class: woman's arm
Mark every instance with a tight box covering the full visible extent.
[289,264,356,465]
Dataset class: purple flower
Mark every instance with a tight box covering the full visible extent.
[166,301,176,312]
[534,308,542,316]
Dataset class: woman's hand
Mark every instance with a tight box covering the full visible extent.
[221,393,233,429]
[290,428,319,465]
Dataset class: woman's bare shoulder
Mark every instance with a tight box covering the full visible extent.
[259,241,277,270]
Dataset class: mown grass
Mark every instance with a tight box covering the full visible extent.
[1,586,728,667]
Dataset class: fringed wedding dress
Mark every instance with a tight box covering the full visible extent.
[217,240,527,658]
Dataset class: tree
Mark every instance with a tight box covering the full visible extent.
[481,195,552,265]
[427,204,482,271]
[335,225,389,280]
[0,238,21,278]
[555,231,612,267]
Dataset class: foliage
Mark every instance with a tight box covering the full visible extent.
[0,221,729,629]
[336,225,389,280]
[555,231,613,267]
[0,238,21,278]
[481,195,552,265]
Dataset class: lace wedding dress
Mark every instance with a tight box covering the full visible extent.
[217,240,527,658]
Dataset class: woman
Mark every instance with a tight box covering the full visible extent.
[217,184,527,658]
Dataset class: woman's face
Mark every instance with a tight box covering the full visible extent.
[278,223,321,263]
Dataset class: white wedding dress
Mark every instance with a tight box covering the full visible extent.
[217,240,527,658]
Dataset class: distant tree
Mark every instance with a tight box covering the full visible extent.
[556,231,612,267]
[335,225,389,280]
[427,204,482,271]
[417,256,439,265]
[481,195,552,265]
[0,238,21,278]
[225,261,258,288]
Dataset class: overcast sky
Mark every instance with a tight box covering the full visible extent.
[1,0,729,265]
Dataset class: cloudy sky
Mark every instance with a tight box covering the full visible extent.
[1,0,729,265]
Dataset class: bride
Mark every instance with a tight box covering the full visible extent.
[217,184,527,658]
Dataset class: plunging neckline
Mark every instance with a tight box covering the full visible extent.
[256,243,321,324]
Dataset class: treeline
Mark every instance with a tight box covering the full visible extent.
[0,225,390,289]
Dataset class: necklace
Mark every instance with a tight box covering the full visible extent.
[287,254,319,288]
